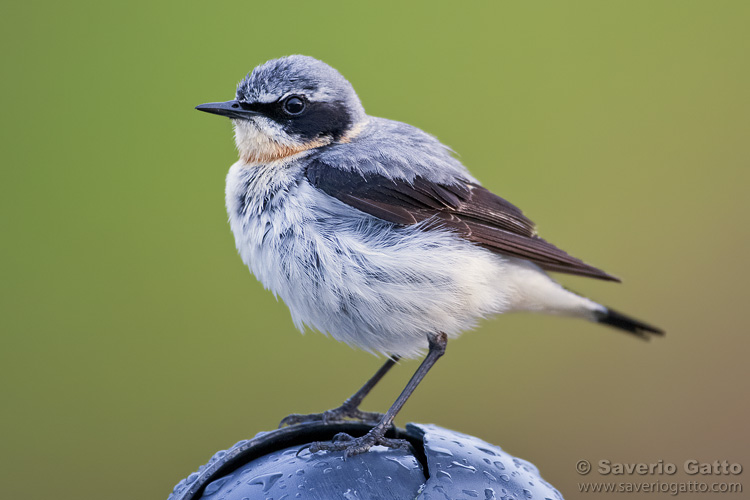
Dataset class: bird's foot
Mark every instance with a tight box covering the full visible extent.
[307,429,411,458]
[279,404,384,428]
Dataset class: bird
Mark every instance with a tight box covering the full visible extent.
[196,55,663,457]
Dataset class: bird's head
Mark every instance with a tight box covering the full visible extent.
[197,55,367,164]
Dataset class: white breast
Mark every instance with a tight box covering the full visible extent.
[226,158,522,358]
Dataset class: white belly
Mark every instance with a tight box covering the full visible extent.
[225,160,517,358]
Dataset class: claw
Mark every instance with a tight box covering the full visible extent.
[331,432,355,443]
[295,444,312,457]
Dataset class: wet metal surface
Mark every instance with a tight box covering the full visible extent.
[410,423,563,500]
[168,422,563,500]
[199,444,423,499]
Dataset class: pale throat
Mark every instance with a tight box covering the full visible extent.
[234,119,368,166]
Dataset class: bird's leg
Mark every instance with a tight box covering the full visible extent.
[308,332,447,458]
[279,355,400,427]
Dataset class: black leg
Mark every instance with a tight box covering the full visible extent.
[309,332,447,457]
[279,355,400,427]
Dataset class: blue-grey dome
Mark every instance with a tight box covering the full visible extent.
[168,422,563,500]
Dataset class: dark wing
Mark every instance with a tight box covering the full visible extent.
[306,160,619,282]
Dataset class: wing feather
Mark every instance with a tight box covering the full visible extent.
[306,160,619,282]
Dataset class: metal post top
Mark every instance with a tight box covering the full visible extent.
[168,422,563,500]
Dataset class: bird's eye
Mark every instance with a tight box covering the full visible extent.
[283,96,306,115]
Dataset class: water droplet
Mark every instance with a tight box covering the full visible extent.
[247,472,283,493]
[477,446,497,456]
[343,489,359,500]
[483,471,497,482]
[436,470,452,482]
[431,446,454,456]
[462,489,479,497]
[500,474,510,482]
[484,488,497,500]
[203,476,230,496]
[494,461,506,470]
[523,489,533,498]
[385,456,413,470]
[448,460,477,472]
[323,467,333,474]
[186,473,199,484]
[295,469,304,476]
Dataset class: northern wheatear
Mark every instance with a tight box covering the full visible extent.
[196,55,663,456]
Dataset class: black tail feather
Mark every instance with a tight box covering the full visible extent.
[594,307,665,340]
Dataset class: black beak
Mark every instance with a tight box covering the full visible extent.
[195,100,259,119]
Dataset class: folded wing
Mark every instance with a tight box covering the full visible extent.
[306,160,619,282]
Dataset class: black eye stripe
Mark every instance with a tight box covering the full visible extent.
[238,100,277,114]
[237,96,306,118]
[236,98,352,142]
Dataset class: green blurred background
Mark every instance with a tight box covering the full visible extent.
[2,2,748,498]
